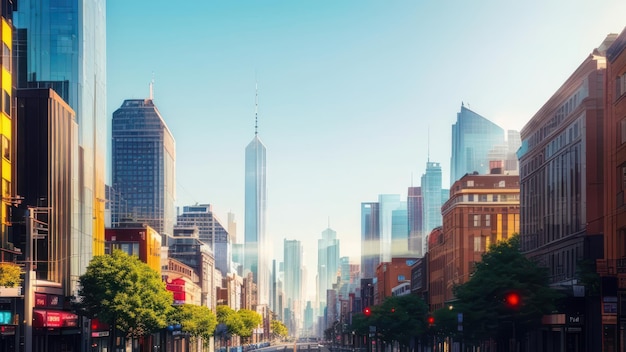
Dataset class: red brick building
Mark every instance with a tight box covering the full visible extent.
[428,173,520,310]
[374,257,417,305]
[600,27,626,349]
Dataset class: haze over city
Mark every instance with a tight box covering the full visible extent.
[107,0,626,294]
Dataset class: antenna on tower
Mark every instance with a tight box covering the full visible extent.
[149,72,155,100]
[255,80,259,135]
[427,125,430,163]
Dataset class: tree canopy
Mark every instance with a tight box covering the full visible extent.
[216,305,245,339]
[76,250,174,338]
[237,309,263,341]
[270,319,288,339]
[452,235,562,344]
[0,262,21,287]
[170,304,217,341]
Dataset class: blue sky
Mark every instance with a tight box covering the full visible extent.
[107,0,625,293]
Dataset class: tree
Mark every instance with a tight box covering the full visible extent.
[0,262,21,287]
[453,235,562,346]
[75,250,174,338]
[376,295,429,347]
[216,305,245,345]
[171,304,217,342]
[237,309,263,343]
[270,319,288,340]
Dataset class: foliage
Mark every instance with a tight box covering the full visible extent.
[0,262,21,287]
[576,259,600,296]
[270,319,288,339]
[216,305,245,338]
[453,235,562,344]
[237,309,263,340]
[170,304,217,341]
[350,295,429,348]
[76,250,174,338]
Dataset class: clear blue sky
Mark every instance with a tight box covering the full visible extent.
[107,0,625,294]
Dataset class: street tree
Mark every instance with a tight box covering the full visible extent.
[0,262,21,287]
[270,319,288,340]
[453,235,562,347]
[237,309,263,343]
[216,305,245,345]
[171,304,217,343]
[75,250,174,338]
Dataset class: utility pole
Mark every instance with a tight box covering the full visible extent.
[23,208,34,352]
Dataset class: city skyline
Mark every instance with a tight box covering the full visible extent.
[106,1,626,285]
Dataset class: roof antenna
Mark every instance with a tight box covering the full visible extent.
[427,125,430,163]
[149,72,155,100]
[255,80,259,135]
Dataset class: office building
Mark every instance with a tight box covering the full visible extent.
[111,97,176,238]
[421,161,447,254]
[450,104,505,185]
[407,187,424,257]
[518,35,616,351]
[176,204,231,275]
[429,173,520,310]
[244,88,269,306]
[360,202,380,279]
[317,227,339,316]
[379,194,407,263]
[15,0,107,287]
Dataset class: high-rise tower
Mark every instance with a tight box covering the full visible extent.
[244,85,268,305]
[111,97,176,238]
[450,104,505,185]
[421,161,447,255]
[15,0,107,292]
[317,228,339,316]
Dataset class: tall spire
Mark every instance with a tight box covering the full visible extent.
[255,82,259,135]
[149,72,155,100]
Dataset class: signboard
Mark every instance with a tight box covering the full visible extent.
[33,309,79,328]
[0,311,11,324]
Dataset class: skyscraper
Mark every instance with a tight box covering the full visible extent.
[378,194,407,263]
[244,86,268,305]
[176,204,231,276]
[283,239,303,334]
[421,161,447,255]
[450,104,505,185]
[407,187,423,257]
[360,202,380,279]
[317,227,339,315]
[111,97,176,238]
[15,0,107,291]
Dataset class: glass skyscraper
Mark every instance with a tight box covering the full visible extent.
[111,98,176,238]
[244,91,268,305]
[378,194,407,263]
[317,227,339,315]
[421,161,447,254]
[360,202,379,279]
[450,104,505,185]
[15,0,107,291]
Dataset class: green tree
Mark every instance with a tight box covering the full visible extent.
[215,305,245,345]
[453,235,562,346]
[270,319,288,340]
[237,309,263,343]
[171,304,217,342]
[375,295,429,347]
[76,250,174,338]
[0,262,21,287]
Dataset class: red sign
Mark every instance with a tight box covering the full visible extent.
[165,277,186,304]
[33,309,78,328]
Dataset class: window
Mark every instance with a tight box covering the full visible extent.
[398,275,405,281]
[473,214,480,227]
[617,74,626,99]
[621,119,626,145]
[2,90,9,117]
[468,194,474,202]
[2,179,9,198]
[474,236,482,252]
[485,214,491,227]
[1,42,9,72]
[1,135,8,160]
[479,194,487,202]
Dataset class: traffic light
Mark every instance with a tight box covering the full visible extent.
[504,291,521,309]
[390,307,395,313]
[363,307,371,317]
[427,315,435,326]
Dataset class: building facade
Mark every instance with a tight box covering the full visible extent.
[518,36,616,351]
[421,162,447,255]
[450,104,505,186]
[244,94,268,306]
[176,204,231,276]
[429,173,520,310]
[407,186,424,257]
[15,0,108,287]
[600,28,626,350]
[111,98,176,238]
[283,239,303,334]
[317,227,339,317]
[378,194,407,263]
[374,257,416,305]
[361,202,380,279]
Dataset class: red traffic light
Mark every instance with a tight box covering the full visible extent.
[364,307,371,317]
[504,291,521,309]
[427,316,435,325]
